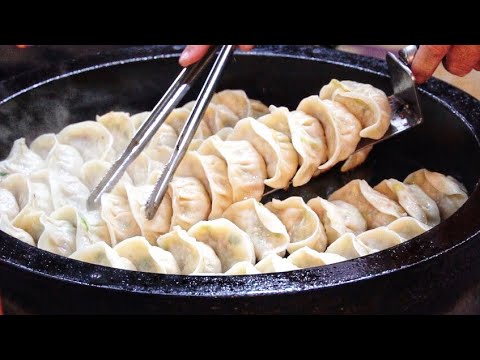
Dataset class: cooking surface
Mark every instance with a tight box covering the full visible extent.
[0,47,473,316]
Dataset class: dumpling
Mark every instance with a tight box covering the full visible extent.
[114,236,179,274]
[130,111,151,130]
[144,123,177,160]
[47,146,90,212]
[211,89,251,119]
[224,261,261,275]
[215,127,234,141]
[124,183,172,244]
[37,206,78,257]
[80,160,132,195]
[127,153,162,187]
[374,178,440,227]
[287,247,346,268]
[320,79,392,140]
[404,169,468,219]
[100,193,141,246]
[96,112,135,159]
[0,188,20,221]
[340,145,373,172]
[228,117,298,189]
[355,227,404,255]
[328,179,407,229]
[325,233,367,260]
[187,219,255,272]
[76,209,112,250]
[197,135,267,202]
[307,197,367,245]
[57,120,113,162]
[222,199,290,260]
[387,216,431,241]
[165,108,212,140]
[0,138,45,176]
[255,254,299,273]
[0,213,35,246]
[176,151,232,219]
[168,176,211,231]
[30,133,57,160]
[70,241,136,270]
[249,99,270,118]
[157,226,221,274]
[265,197,327,254]
[297,97,361,173]
[201,103,239,134]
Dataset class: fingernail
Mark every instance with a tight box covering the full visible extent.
[179,47,191,65]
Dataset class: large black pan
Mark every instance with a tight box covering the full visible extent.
[0,45,479,314]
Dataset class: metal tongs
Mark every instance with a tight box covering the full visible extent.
[355,45,423,152]
[87,45,235,219]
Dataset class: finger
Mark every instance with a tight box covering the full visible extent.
[412,45,451,84]
[238,45,255,51]
[444,45,480,77]
[475,61,480,71]
[179,45,211,67]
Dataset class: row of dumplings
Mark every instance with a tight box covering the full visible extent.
[0,90,268,253]
[68,168,468,275]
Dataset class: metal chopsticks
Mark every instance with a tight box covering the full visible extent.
[145,45,235,219]
[87,45,235,220]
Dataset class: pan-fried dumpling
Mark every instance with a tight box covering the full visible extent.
[144,123,177,159]
[355,227,404,255]
[165,108,212,140]
[96,112,134,158]
[0,213,35,246]
[198,135,267,202]
[0,188,20,220]
[37,206,78,257]
[216,127,234,141]
[70,241,136,270]
[228,117,298,189]
[211,89,251,119]
[157,226,221,274]
[341,146,373,172]
[168,176,210,231]
[320,79,392,140]
[0,138,45,176]
[224,261,261,275]
[328,179,407,229]
[80,160,132,195]
[187,219,255,272]
[100,193,141,246]
[249,99,270,118]
[374,178,440,227]
[386,216,431,241]
[404,169,468,219]
[307,197,367,245]
[124,183,172,244]
[325,233,367,259]
[6,171,54,241]
[287,247,346,268]
[30,133,57,160]
[176,151,232,219]
[297,97,361,173]
[265,197,327,253]
[222,199,290,260]
[130,111,150,130]
[57,121,113,162]
[255,254,299,273]
[259,106,328,186]
[114,236,179,274]
[76,209,112,249]
[47,145,90,211]
[127,153,162,187]
[202,104,239,134]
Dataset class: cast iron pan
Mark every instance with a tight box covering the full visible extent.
[0,45,479,314]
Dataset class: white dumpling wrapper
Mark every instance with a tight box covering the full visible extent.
[222,199,290,260]
[287,246,346,268]
[157,226,221,275]
[0,213,35,246]
[355,227,404,255]
[188,219,255,272]
[30,133,58,160]
[114,236,179,274]
[37,206,78,257]
[70,241,136,270]
[0,138,45,176]
[255,254,299,273]
[265,197,327,254]
[224,261,261,275]
[386,216,431,241]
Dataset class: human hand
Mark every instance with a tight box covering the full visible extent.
[412,45,480,84]
[179,45,255,67]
